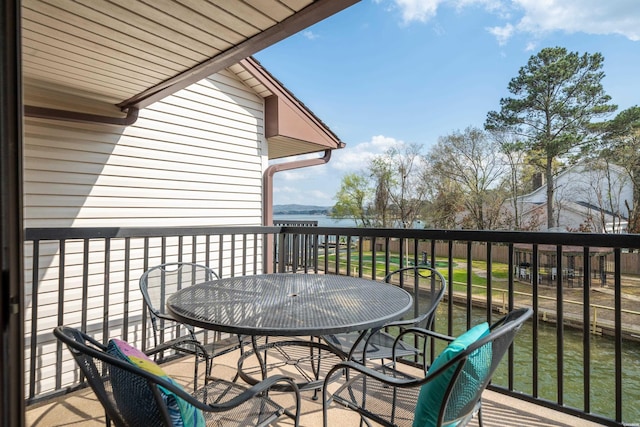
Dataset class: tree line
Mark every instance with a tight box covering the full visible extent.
[331,47,640,233]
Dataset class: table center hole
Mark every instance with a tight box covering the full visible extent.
[288,293,298,298]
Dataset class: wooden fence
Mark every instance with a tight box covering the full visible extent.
[375,239,640,275]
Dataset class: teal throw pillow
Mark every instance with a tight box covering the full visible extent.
[107,338,205,427]
[413,322,490,427]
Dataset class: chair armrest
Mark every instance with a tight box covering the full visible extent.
[394,326,455,346]
[389,327,455,372]
[324,360,424,390]
[143,337,205,357]
[323,349,472,394]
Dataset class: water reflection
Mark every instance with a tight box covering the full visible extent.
[432,305,640,423]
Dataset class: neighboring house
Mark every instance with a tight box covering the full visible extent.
[22,57,344,396]
[506,161,633,233]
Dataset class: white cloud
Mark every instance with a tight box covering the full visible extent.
[277,166,325,182]
[511,0,640,41]
[393,0,442,24]
[272,136,407,205]
[487,23,514,45]
[330,135,404,172]
[303,30,319,40]
[383,0,640,43]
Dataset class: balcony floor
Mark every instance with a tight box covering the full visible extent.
[26,340,607,427]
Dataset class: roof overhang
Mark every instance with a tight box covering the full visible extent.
[22,0,359,117]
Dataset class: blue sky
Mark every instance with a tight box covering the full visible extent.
[254,0,640,207]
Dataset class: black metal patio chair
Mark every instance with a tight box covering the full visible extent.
[54,326,300,427]
[322,307,533,427]
[139,262,247,388]
[322,266,446,367]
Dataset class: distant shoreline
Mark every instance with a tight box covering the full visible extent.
[272,210,330,215]
[272,204,331,216]
[273,213,356,227]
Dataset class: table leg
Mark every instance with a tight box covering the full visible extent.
[237,339,344,392]
[251,335,267,380]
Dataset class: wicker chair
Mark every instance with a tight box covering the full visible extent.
[322,308,533,427]
[54,326,300,427]
[322,266,446,366]
[139,262,244,387]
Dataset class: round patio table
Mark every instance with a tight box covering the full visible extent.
[166,273,413,390]
[166,273,413,336]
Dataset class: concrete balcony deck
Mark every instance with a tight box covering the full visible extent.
[26,340,606,427]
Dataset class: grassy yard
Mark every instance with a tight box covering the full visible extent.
[320,251,545,298]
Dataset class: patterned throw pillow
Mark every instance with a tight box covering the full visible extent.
[413,322,491,427]
[107,338,205,427]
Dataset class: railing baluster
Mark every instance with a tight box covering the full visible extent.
[447,240,454,336]
[346,234,352,276]
[81,239,89,335]
[242,234,247,276]
[486,243,493,324]
[614,248,622,423]
[583,246,591,414]
[28,240,40,400]
[123,237,131,341]
[218,235,224,276]
[384,237,390,278]
[205,234,211,272]
[371,236,377,281]
[508,243,515,391]
[55,239,64,391]
[556,244,564,406]
[466,241,472,330]
[234,234,239,276]
[142,237,149,351]
[102,238,111,347]
[191,235,197,264]
[532,243,539,398]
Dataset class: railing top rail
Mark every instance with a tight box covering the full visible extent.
[24,224,640,250]
[25,225,282,241]
[279,226,640,249]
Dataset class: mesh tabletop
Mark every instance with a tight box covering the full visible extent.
[166,274,413,336]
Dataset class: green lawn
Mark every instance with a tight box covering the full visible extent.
[318,250,542,299]
[321,251,501,289]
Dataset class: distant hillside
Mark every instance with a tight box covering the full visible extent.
[273,204,331,215]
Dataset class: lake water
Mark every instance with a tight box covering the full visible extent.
[438,305,640,423]
[273,214,356,227]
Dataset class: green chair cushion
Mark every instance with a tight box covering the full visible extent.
[413,322,490,427]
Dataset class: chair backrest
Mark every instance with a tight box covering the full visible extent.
[435,307,533,426]
[139,262,218,330]
[384,266,447,330]
[53,326,181,427]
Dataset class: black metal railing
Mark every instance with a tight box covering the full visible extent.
[24,225,640,426]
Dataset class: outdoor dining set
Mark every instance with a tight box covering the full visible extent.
[54,262,532,427]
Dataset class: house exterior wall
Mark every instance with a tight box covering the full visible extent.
[510,162,633,232]
[23,69,267,396]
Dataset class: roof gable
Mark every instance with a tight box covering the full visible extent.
[237,57,344,159]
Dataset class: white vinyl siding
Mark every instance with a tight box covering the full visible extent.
[24,69,267,397]
[25,71,265,228]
